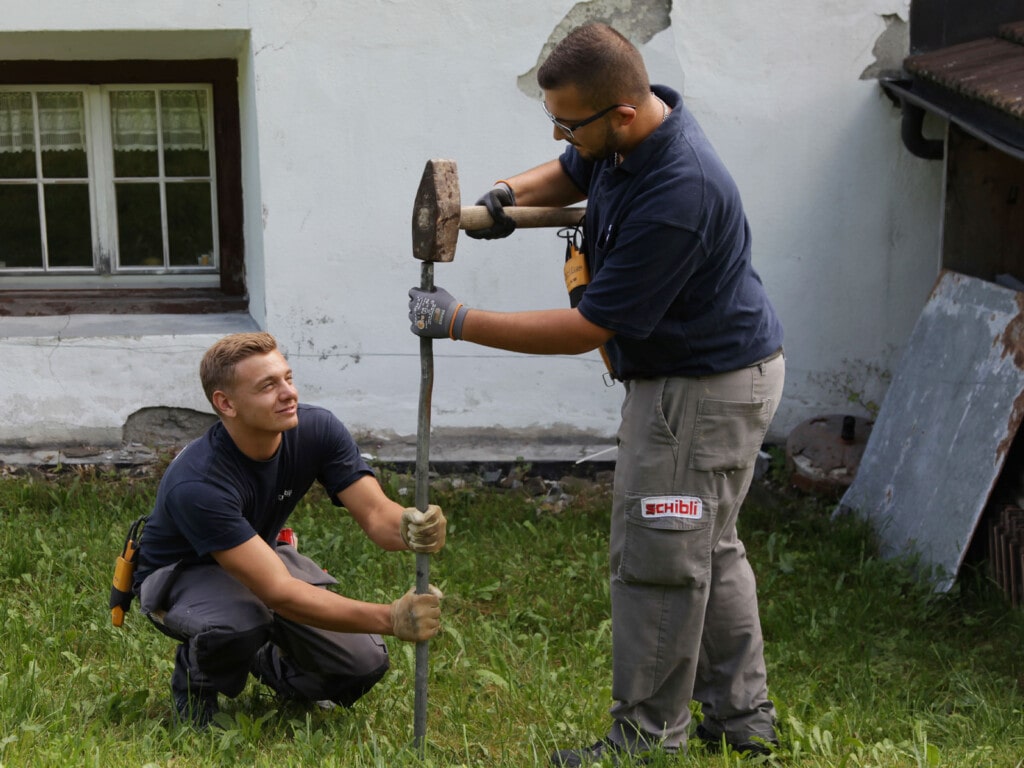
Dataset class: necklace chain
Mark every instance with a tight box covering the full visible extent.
[615,94,669,167]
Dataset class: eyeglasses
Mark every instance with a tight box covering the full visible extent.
[542,101,637,142]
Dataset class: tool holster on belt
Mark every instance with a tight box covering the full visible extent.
[110,514,148,627]
[560,223,616,383]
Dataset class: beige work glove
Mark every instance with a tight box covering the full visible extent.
[389,585,443,642]
[400,504,447,553]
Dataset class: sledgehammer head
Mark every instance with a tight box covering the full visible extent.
[412,158,460,263]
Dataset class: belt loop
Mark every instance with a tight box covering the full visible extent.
[754,346,783,375]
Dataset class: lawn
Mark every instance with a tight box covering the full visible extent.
[0,460,1021,767]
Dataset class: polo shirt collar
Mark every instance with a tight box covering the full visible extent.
[615,84,682,174]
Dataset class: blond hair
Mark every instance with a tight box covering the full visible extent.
[200,332,279,410]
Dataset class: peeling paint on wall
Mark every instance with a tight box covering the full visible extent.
[861,13,909,80]
[517,0,673,98]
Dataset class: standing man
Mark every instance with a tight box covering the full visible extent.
[135,332,445,729]
[408,22,783,764]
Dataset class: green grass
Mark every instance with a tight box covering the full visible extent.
[0,465,1022,767]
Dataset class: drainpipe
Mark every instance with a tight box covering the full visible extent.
[899,99,944,160]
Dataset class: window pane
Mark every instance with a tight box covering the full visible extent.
[0,151,35,179]
[0,92,36,179]
[45,184,92,267]
[0,185,42,268]
[167,182,214,267]
[116,182,163,267]
[162,90,209,177]
[42,148,87,178]
[111,91,159,177]
[38,91,87,178]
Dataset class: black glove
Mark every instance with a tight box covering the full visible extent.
[466,182,516,240]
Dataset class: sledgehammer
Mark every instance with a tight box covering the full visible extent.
[409,159,584,752]
[411,158,585,263]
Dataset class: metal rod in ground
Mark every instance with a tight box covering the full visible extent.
[413,260,434,754]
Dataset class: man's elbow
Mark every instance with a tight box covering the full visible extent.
[571,313,614,353]
[566,337,610,355]
[255,576,305,614]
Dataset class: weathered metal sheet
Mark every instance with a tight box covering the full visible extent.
[838,270,1024,591]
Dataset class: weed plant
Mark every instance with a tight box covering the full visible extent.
[0,466,1021,767]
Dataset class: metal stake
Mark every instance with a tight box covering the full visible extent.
[413,260,434,754]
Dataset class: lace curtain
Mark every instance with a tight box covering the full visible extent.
[0,89,208,153]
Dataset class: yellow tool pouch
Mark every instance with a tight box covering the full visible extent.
[563,233,590,308]
[559,224,616,381]
[109,514,148,627]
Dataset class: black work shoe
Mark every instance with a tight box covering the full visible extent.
[173,689,219,730]
[551,739,625,767]
[693,723,778,757]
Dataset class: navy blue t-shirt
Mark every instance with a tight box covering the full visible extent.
[561,85,783,378]
[136,404,373,581]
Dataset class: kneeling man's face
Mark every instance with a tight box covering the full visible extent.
[222,350,300,434]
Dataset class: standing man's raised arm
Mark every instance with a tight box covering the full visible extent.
[501,159,586,208]
[466,159,586,241]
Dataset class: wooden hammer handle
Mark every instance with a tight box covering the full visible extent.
[460,205,585,231]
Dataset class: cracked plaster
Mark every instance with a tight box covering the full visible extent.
[517,0,673,98]
[861,13,910,80]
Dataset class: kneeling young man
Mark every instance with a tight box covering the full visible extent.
[135,332,444,728]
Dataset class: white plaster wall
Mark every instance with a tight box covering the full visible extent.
[0,0,943,453]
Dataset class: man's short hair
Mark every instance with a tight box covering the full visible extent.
[200,332,279,410]
[537,22,650,108]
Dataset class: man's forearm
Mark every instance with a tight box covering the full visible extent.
[459,307,612,355]
[261,575,396,634]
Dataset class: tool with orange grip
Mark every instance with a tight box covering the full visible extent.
[109,515,147,627]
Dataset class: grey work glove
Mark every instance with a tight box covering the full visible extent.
[465,182,516,240]
[389,585,443,642]
[408,285,468,340]
[401,504,447,553]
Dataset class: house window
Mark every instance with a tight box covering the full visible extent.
[0,60,244,316]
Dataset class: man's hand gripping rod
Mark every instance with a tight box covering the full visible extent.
[409,159,583,751]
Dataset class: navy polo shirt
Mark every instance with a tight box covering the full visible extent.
[561,85,783,378]
[136,404,373,582]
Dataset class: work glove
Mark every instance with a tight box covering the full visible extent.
[389,585,443,642]
[465,182,516,240]
[401,504,447,553]
[408,285,468,340]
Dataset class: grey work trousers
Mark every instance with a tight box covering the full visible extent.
[138,544,389,706]
[607,351,784,751]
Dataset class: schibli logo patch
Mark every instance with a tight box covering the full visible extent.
[641,495,703,520]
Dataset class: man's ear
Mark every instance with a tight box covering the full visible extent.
[212,390,235,418]
[616,104,638,127]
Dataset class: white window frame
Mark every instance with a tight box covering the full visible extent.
[0,83,220,290]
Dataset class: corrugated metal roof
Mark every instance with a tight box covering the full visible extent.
[904,21,1024,121]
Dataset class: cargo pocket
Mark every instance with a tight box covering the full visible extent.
[617,491,716,587]
[689,398,771,472]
